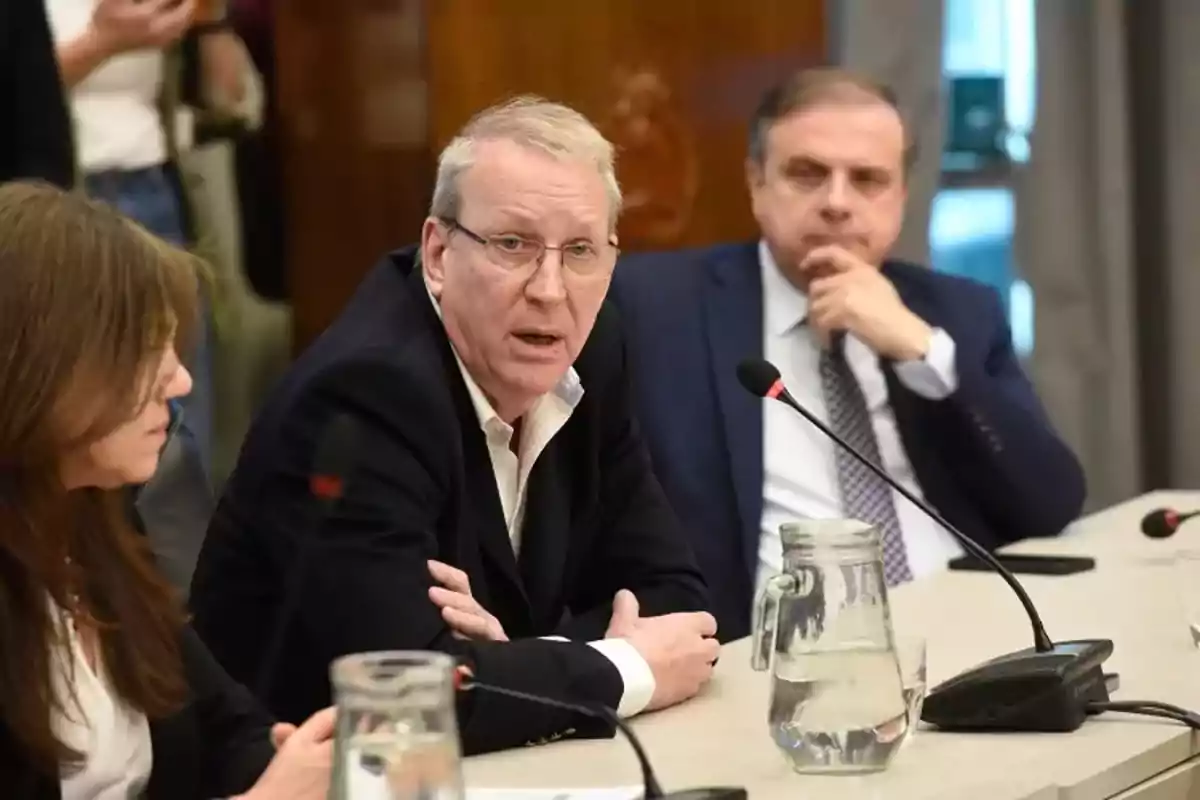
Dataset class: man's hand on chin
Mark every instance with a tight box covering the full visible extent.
[801,244,933,360]
[604,589,720,712]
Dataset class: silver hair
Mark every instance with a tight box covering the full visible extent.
[428,95,623,231]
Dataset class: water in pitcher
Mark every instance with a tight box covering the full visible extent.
[337,727,462,799]
[769,644,910,773]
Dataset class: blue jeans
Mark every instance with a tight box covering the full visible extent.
[85,165,213,480]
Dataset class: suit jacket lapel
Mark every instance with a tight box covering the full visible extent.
[457,421,533,627]
[516,443,570,631]
[702,244,765,578]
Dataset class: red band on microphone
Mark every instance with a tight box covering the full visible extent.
[453,664,474,690]
[766,379,784,400]
[309,474,344,500]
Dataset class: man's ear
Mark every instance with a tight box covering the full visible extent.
[744,157,765,191]
[420,217,447,298]
[745,158,767,219]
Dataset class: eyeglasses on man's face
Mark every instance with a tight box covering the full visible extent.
[440,218,619,275]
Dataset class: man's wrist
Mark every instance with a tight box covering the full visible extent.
[587,638,656,717]
[891,313,934,362]
[892,327,959,399]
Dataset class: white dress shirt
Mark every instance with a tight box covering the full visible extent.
[51,607,153,800]
[757,242,964,596]
[428,285,655,718]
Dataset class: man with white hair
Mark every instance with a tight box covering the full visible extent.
[190,96,718,754]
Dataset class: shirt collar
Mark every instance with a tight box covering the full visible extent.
[423,277,584,431]
[760,240,809,337]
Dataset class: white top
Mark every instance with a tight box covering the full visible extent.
[426,283,656,719]
[51,607,153,800]
[757,242,964,597]
[44,0,167,173]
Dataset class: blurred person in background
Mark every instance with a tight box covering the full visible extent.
[45,0,263,481]
[0,0,74,186]
[228,0,286,301]
[0,181,332,800]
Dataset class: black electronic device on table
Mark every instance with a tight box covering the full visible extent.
[948,552,1095,576]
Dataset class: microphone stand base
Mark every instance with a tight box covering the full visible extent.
[922,639,1114,732]
[660,789,748,800]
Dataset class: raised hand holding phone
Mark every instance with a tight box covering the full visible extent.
[89,0,196,54]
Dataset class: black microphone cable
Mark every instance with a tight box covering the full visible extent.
[1086,700,1200,729]
[454,666,747,800]
[459,674,664,798]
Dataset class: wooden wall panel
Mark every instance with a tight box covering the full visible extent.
[277,1,825,351]
[275,0,433,351]
[426,1,826,252]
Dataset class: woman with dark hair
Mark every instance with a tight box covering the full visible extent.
[0,181,332,800]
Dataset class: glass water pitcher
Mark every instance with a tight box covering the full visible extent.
[329,651,465,799]
[750,519,910,774]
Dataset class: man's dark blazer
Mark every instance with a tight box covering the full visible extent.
[0,626,274,800]
[610,242,1086,642]
[188,245,711,755]
[0,0,75,187]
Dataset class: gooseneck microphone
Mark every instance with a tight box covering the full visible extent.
[254,412,363,698]
[1141,508,1200,539]
[736,357,1053,652]
[737,358,1130,733]
[455,667,746,800]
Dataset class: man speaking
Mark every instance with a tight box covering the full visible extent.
[189,97,718,754]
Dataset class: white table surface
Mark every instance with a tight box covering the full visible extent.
[463,491,1200,799]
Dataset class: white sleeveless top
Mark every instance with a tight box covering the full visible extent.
[50,607,153,800]
[43,0,168,173]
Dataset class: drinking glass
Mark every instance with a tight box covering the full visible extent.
[1174,549,1200,648]
[330,651,464,800]
[895,636,928,740]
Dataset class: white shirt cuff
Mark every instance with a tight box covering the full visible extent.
[893,327,958,400]
[587,638,656,718]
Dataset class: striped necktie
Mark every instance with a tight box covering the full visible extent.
[818,335,913,586]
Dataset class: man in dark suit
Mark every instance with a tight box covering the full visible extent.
[611,68,1085,642]
[0,0,74,187]
[189,96,718,755]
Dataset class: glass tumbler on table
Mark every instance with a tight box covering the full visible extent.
[894,635,928,741]
[1174,549,1200,648]
[330,651,465,800]
[751,518,911,774]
